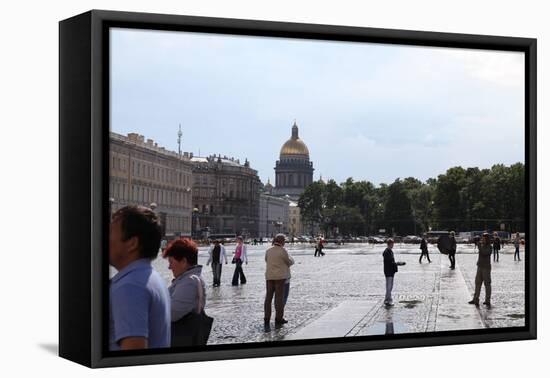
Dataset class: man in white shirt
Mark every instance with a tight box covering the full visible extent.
[206,240,228,287]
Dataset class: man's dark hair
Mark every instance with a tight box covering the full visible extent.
[112,205,162,259]
[163,238,198,265]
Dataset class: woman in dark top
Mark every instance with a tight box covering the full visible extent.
[492,232,501,262]
[383,239,398,306]
[448,231,457,269]
[419,234,431,263]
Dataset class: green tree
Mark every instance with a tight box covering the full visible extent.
[384,179,414,235]
[298,181,325,227]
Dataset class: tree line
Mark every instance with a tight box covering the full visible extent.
[297,163,525,236]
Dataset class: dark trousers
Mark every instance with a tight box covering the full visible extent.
[314,247,324,257]
[264,279,286,322]
[448,253,456,269]
[493,247,500,262]
[514,246,521,261]
[212,262,222,285]
[473,266,492,303]
[419,250,431,263]
[231,260,246,285]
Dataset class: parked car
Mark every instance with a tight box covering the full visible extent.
[403,235,422,243]
[368,236,386,244]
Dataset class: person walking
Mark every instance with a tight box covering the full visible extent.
[231,236,248,285]
[513,232,522,261]
[163,238,211,347]
[383,238,399,306]
[448,231,457,269]
[206,240,228,287]
[314,237,325,257]
[468,232,493,308]
[492,232,501,262]
[419,233,431,263]
[263,234,295,331]
[109,206,170,351]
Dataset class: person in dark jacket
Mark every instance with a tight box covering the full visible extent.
[206,240,228,287]
[383,238,398,306]
[492,232,501,262]
[419,233,431,263]
[448,231,457,269]
[513,232,522,261]
[468,232,493,308]
[314,237,325,257]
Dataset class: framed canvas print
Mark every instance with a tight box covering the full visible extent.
[59,10,537,368]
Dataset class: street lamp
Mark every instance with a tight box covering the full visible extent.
[192,207,199,239]
[109,197,115,220]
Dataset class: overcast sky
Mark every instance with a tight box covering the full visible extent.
[110,28,525,185]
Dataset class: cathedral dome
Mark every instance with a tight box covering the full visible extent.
[280,122,310,158]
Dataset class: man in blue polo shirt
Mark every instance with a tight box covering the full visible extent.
[109,205,170,350]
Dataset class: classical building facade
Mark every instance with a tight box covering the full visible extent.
[288,200,305,237]
[191,155,261,237]
[259,193,290,238]
[109,132,193,236]
[273,121,314,199]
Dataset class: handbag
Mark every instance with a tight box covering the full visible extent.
[171,275,214,347]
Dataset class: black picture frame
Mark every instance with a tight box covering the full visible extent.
[59,9,537,368]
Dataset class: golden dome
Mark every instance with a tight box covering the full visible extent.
[280,122,310,157]
[280,139,310,156]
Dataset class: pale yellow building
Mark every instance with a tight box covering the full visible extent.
[288,200,305,237]
[109,132,194,236]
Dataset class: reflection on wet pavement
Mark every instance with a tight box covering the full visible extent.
[145,243,525,344]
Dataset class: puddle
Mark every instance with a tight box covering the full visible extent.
[399,300,423,309]
[364,321,408,335]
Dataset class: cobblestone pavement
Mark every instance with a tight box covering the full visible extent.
[149,242,526,345]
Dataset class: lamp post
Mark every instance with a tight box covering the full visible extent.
[192,207,199,239]
[109,197,115,220]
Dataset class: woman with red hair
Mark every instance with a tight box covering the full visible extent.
[163,238,208,346]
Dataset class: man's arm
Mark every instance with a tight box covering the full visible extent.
[119,337,148,350]
[283,249,295,266]
[111,284,150,350]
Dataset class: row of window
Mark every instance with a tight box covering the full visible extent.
[192,187,259,200]
[194,175,257,192]
[110,182,191,208]
[111,155,191,187]
[195,204,258,216]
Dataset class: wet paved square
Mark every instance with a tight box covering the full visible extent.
[150,242,526,344]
